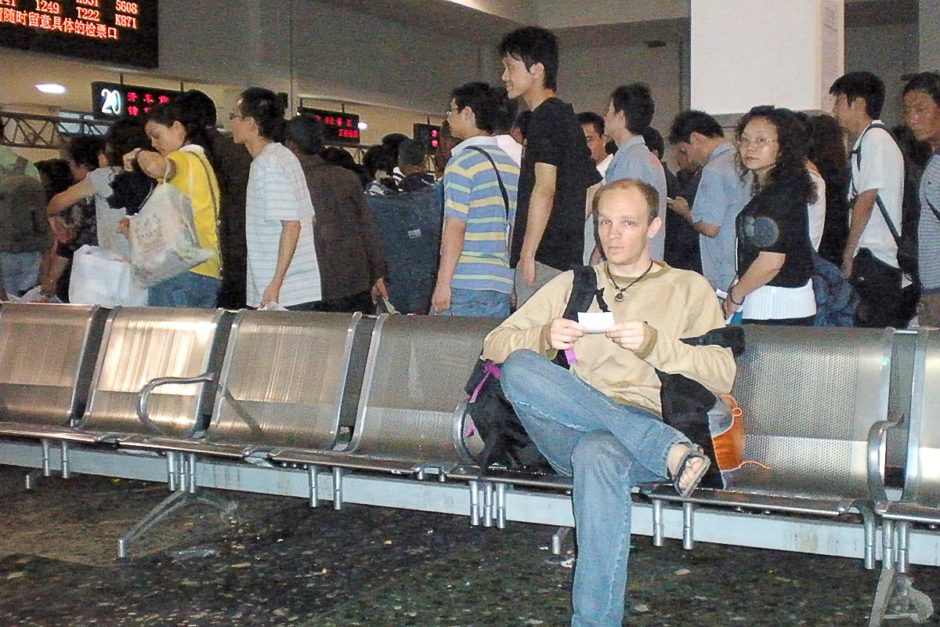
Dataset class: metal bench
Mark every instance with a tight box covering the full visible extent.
[270,314,499,506]
[0,303,108,483]
[640,325,896,569]
[119,310,364,459]
[0,306,232,556]
[868,328,939,625]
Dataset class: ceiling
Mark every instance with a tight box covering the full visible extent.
[329,0,918,49]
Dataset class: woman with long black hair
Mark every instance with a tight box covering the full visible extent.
[723,106,817,325]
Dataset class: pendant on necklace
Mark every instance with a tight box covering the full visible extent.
[615,292,624,302]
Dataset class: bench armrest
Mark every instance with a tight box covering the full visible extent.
[136,373,215,436]
[867,410,903,504]
[452,399,480,465]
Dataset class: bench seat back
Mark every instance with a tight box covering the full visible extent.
[0,303,106,426]
[728,325,893,500]
[207,311,361,450]
[81,307,230,437]
[346,314,498,467]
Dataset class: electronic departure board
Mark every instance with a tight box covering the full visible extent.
[298,107,360,144]
[91,81,177,118]
[0,0,159,69]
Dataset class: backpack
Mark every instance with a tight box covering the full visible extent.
[850,123,920,276]
[366,183,443,314]
[0,156,51,254]
[464,266,746,488]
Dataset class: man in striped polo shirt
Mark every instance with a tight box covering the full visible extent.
[431,82,520,318]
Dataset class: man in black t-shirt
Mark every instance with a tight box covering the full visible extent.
[499,26,601,305]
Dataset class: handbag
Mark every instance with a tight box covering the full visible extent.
[127,154,215,289]
[68,244,148,306]
[850,247,902,293]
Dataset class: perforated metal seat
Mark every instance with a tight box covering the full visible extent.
[121,310,364,459]
[642,325,894,567]
[4,307,231,446]
[0,303,107,435]
[271,314,500,475]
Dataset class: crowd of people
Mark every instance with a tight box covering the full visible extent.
[2,21,940,627]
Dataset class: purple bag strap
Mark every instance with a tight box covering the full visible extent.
[469,361,502,403]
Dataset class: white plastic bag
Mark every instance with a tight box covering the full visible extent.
[127,182,213,289]
[68,244,148,306]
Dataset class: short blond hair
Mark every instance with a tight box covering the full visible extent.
[593,178,660,222]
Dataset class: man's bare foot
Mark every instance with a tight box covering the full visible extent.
[667,442,711,496]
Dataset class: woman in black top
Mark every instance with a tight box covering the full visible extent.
[723,106,817,325]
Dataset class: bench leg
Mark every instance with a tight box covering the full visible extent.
[882,519,895,570]
[868,563,935,626]
[551,526,572,556]
[332,467,343,511]
[59,441,70,479]
[469,480,481,526]
[483,482,495,528]
[116,489,238,559]
[860,506,876,570]
[117,454,236,559]
[652,499,664,547]
[308,465,320,508]
[896,522,911,574]
[682,502,695,550]
[495,483,507,529]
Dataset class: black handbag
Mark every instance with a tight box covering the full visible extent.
[851,247,902,294]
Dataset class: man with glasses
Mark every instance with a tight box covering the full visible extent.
[430,82,520,318]
[230,88,322,311]
[667,110,753,292]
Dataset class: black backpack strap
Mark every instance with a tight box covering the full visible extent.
[464,146,510,220]
[850,122,904,247]
[561,265,599,321]
[680,325,746,357]
[553,266,600,369]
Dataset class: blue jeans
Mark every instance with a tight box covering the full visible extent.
[500,350,688,627]
[148,271,221,308]
[444,288,510,318]
[0,251,42,296]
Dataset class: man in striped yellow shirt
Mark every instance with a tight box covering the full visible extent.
[431,82,520,318]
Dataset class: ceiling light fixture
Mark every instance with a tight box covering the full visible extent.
[358,121,368,130]
[36,83,67,95]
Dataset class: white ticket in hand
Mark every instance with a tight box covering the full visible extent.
[578,311,615,334]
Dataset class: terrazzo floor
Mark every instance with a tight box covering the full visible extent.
[0,465,937,626]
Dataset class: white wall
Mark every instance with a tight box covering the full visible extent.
[845,21,919,126]
[690,0,843,115]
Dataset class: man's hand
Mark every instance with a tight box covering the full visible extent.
[548,318,586,350]
[371,278,389,303]
[117,217,130,237]
[261,282,281,308]
[431,282,451,315]
[841,252,854,280]
[518,256,537,286]
[605,320,650,351]
[666,196,691,219]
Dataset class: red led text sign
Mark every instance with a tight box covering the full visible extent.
[0,1,158,69]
